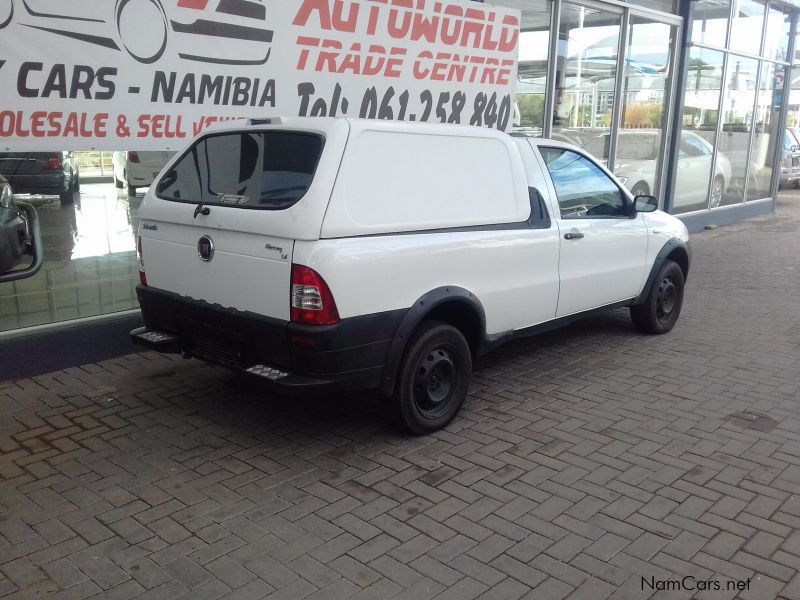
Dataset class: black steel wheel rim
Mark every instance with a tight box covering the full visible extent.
[656,276,676,322]
[413,345,456,418]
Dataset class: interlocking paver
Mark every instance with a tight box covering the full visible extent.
[4,195,800,599]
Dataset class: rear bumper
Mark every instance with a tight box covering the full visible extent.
[132,285,405,394]
[6,173,67,194]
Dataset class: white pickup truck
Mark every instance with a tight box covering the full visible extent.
[131,117,690,434]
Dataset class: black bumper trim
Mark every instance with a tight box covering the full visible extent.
[133,285,405,394]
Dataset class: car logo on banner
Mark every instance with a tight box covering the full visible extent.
[197,235,215,261]
[0,0,273,65]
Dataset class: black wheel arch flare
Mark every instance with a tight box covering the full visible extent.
[379,286,487,397]
[633,238,691,306]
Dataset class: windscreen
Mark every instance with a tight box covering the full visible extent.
[156,131,324,210]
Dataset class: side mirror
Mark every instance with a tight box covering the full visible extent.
[634,194,659,213]
[0,200,43,283]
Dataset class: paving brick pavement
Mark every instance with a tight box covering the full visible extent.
[2,194,800,599]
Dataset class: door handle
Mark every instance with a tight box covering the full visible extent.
[564,231,584,240]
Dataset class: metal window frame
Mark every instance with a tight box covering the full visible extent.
[702,0,736,210]
[770,10,797,201]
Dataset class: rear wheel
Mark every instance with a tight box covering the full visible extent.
[387,321,471,435]
[630,259,685,334]
[60,173,75,205]
[630,182,649,198]
[114,175,123,189]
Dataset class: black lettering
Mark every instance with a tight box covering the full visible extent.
[151,71,176,102]
[642,577,656,591]
[177,75,196,104]
[298,82,315,117]
[232,78,250,106]
[199,74,224,104]
[95,67,116,100]
[17,62,43,98]
[42,64,67,98]
[258,79,275,108]
[682,576,695,591]
[70,65,95,99]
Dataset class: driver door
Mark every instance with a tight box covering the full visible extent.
[537,146,649,317]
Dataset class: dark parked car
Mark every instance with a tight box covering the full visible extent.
[0,175,30,274]
[0,151,79,205]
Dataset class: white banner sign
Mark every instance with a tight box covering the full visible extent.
[0,0,520,150]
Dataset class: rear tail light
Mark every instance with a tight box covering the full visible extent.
[128,151,141,164]
[290,264,339,325]
[44,153,62,171]
[137,235,147,286]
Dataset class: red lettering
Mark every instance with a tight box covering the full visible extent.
[31,111,46,137]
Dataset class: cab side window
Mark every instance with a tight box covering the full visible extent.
[539,147,628,219]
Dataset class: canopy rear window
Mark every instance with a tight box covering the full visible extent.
[156,131,324,210]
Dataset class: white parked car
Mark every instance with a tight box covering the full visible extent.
[131,118,690,434]
[614,131,731,208]
[113,151,175,197]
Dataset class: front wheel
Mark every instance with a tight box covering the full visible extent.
[387,321,472,435]
[630,259,685,334]
[709,176,724,208]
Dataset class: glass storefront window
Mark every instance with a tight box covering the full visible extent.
[691,0,731,48]
[514,0,552,134]
[729,0,765,55]
[614,18,676,199]
[748,62,784,199]
[674,47,725,213]
[552,2,621,162]
[626,0,677,15]
[717,55,759,206]
[763,5,791,62]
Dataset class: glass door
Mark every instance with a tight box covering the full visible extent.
[613,17,678,201]
[552,2,622,163]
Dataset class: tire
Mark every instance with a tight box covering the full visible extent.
[72,173,80,192]
[60,176,75,205]
[386,321,472,435]
[630,182,649,198]
[114,175,124,189]
[127,184,137,197]
[709,176,724,208]
[630,259,685,334]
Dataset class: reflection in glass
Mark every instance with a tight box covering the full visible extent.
[0,185,141,331]
[729,0,765,55]
[625,0,676,14]
[515,0,552,134]
[673,48,726,213]
[614,18,676,199]
[718,56,758,206]
[691,0,731,48]
[749,63,786,199]
[552,3,620,162]
[763,5,791,62]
